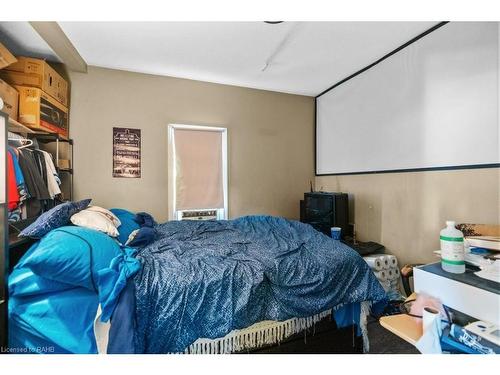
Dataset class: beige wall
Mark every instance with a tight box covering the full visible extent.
[317,168,500,265]
[68,67,499,267]
[68,66,315,222]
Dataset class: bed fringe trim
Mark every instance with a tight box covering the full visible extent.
[185,310,332,354]
[360,300,371,353]
[183,302,372,354]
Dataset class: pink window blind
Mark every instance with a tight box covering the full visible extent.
[174,128,224,210]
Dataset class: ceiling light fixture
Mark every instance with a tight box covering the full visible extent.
[264,21,284,24]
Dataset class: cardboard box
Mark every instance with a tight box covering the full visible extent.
[0,78,19,119]
[15,86,68,138]
[0,42,17,69]
[2,57,68,106]
[58,159,71,169]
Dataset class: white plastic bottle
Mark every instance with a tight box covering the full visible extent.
[440,220,465,273]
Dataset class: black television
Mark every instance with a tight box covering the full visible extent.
[300,192,349,238]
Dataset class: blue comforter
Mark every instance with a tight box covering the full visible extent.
[9,227,140,354]
[133,216,386,353]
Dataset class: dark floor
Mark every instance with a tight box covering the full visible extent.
[367,317,419,354]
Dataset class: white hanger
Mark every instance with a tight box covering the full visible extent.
[8,135,34,150]
[17,139,34,149]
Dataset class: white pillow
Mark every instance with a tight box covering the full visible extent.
[70,209,119,237]
[86,206,121,227]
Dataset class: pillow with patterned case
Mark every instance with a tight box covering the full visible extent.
[70,208,120,237]
[86,206,121,227]
[19,199,92,238]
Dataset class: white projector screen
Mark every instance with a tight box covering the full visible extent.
[316,22,500,175]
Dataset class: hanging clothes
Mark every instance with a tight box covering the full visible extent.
[33,150,48,187]
[7,151,20,210]
[8,147,28,201]
[9,206,23,223]
[19,149,54,218]
[8,147,29,222]
[40,150,61,198]
[17,149,51,201]
[7,133,66,221]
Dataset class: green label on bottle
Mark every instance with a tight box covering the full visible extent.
[441,259,465,266]
[440,235,463,242]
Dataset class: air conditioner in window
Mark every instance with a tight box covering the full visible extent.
[177,209,220,221]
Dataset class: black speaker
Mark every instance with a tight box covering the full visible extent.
[302,192,349,238]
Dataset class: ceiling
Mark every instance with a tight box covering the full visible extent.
[0,21,438,96]
[0,22,61,62]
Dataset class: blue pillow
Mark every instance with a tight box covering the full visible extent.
[110,208,140,245]
[9,267,75,297]
[17,226,121,291]
[19,199,91,238]
[135,212,157,228]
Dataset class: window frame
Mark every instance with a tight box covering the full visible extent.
[167,124,228,221]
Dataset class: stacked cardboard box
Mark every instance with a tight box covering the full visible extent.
[0,55,69,137]
[0,77,18,120]
[0,42,18,119]
[0,42,17,69]
[14,86,69,138]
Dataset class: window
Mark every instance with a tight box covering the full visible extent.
[168,124,228,220]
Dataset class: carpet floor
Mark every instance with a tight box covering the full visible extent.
[367,317,419,354]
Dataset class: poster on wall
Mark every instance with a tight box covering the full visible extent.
[113,127,141,178]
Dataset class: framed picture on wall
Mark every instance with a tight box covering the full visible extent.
[113,127,141,178]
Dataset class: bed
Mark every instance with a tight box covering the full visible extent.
[8,213,386,354]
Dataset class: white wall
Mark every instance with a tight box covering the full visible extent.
[315,21,500,265]
[317,22,499,175]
